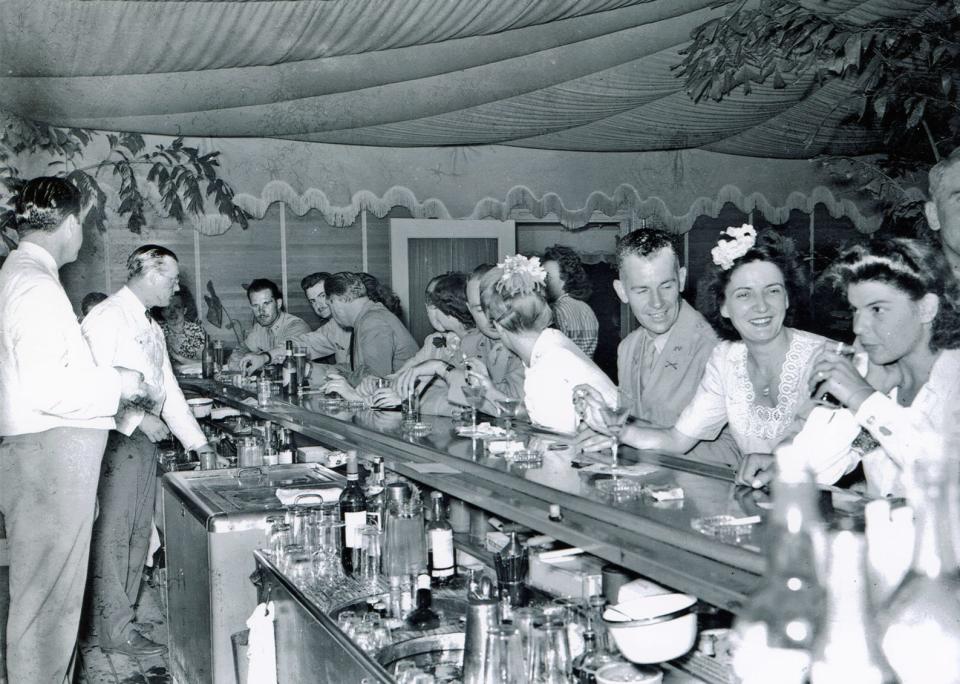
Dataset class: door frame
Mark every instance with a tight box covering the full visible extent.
[390,218,516,325]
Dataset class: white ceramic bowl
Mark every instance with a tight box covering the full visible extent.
[602,593,697,664]
[187,397,213,418]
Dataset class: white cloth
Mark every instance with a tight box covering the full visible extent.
[246,601,278,684]
[523,328,617,434]
[675,329,826,455]
[0,242,120,436]
[82,286,206,450]
[793,349,960,498]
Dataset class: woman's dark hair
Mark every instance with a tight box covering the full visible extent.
[824,237,960,351]
[697,229,809,341]
[425,272,473,327]
[157,284,200,323]
[542,244,593,301]
[14,176,82,234]
[358,272,403,318]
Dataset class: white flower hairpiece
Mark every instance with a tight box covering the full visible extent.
[496,254,547,296]
[711,224,757,270]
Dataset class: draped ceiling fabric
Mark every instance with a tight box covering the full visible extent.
[0,0,934,232]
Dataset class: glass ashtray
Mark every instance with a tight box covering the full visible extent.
[505,449,542,468]
[690,515,760,544]
[404,421,432,436]
[594,477,641,501]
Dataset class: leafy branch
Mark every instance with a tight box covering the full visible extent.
[0,112,252,241]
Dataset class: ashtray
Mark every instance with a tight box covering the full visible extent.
[594,477,641,501]
[690,515,761,544]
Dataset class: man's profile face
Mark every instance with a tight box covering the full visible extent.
[327,294,354,329]
[149,257,180,309]
[613,248,685,337]
[249,289,281,327]
[542,260,564,301]
[926,162,960,262]
[305,282,331,319]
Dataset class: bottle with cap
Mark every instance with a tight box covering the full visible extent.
[427,491,456,586]
[339,450,367,575]
[731,442,826,684]
[281,340,299,398]
[405,573,440,630]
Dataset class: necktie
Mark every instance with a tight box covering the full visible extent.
[634,336,657,400]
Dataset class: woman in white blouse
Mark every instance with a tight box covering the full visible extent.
[474,254,617,434]
[581,226,825,483]
[791,238,960,498]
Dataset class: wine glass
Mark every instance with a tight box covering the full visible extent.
[462,382,486,434]
[496,397,521,437]
[599,391,631,475]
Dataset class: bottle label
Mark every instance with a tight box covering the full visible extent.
[344,511,366,548]
[282,366,291,386]
[277,448,293,465]
[429,529,455,576]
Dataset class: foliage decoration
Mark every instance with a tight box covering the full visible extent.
[0,111,252,249]
[674,0,960,235]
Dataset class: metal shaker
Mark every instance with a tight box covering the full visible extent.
[462,579,499,684]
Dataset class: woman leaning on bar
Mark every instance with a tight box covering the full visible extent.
[579,226,826,484]
[790,237,960,498]
[475,254,617,434]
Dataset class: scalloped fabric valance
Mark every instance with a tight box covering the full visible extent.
[0,0,934,158]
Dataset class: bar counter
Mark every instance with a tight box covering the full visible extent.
[183,379,770,614]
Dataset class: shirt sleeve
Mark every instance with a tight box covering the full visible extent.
[14,286,121,420]
[356,316,397,378]
[789,406,862,484]
[855,391,937,472]
[159,350,207,450]
[674,347,729,442]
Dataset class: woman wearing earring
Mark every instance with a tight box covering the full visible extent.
[474,254,617,434]
[789,238,960,498]
[580,226,825,483]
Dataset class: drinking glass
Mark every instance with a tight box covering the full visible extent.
[267,520,291,559]
[463,383,486,434]
[359,525,382,589]
[496,397,521,437]
[282,544,314,587]
[484,624,526,684]
[528,622,569,684]
[599,390,631,475]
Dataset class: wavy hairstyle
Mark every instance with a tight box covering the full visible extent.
[479,264,552,335]
[358,272,403,317]
[696,229,809,341]
[425,272,473,327]
[542,244,593,301]
[824,237,960,351]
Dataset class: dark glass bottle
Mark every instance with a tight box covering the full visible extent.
[427,491,455,586]
[365,456,386,530]
[201,333,214,378]
[339,451,367,574]
[405,574,440,630]
[281,341,299,397]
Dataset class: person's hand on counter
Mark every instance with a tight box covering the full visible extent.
[321,372,363,402]
[356,375,385,396]
[239,351,271,375]
[195,443,229,468]
[392,360,446,398]
[370,387,402,409]
[138,414,171,442]
[735,452,776,489]
[575,426,615,453]
[572,383,612,436]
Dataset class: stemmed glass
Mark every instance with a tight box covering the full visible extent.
[496,397,521,437]
[462,382,486,435]
[599,390,631,476]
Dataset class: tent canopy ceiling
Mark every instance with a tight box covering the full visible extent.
[1,0,930,158]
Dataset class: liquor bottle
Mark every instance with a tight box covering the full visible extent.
[281,341,299,397]
[213,339,224,373]
[572,627,600,684]
[427,491,455,586]
[810,519,891,684]
[731,443,826,684]
[365,456,386,530]
[339,451,367,575]
[201,333,215,378]
[405,573,440,630]
[878,454,960,684]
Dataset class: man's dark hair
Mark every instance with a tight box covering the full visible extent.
[15,177,82,235]
[127,244,178,280]
[246,278,282,302]
[81,291,108,317]
[300,271,331,292]
[325,272,368,301]
[616,228,680,270]
[358,272,403,317]
[543,244,592,301]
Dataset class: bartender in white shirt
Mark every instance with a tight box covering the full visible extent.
[81,244,218,658]
[0,177,149,684]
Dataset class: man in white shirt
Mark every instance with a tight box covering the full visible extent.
[82,244,217,658]
[227,278,310,369]
[0,177,148,683]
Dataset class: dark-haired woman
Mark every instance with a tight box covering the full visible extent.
[158,286,205,364]
[790,237,960,498]
[580,226,826,483]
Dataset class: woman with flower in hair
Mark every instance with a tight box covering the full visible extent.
[789,237,960,497]
[474,254,617,434]
[580,226,825,484]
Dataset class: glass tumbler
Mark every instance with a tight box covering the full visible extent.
[359,525,382,589]
[484,624,526,684]
[528,621,571,684]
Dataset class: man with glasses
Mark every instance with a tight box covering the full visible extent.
[82,245,218,657]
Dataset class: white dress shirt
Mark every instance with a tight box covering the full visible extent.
[0,242,121,436]
[82,286,206,450]
[523,328,617,435]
